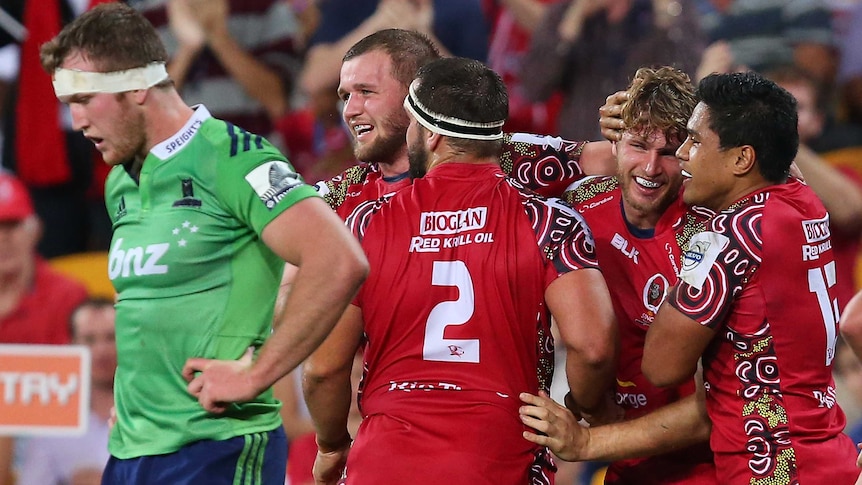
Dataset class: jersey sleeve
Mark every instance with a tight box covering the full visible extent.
[216,135,319,236]
[313,163,371,211]
[669,208,762,329]
[516,184,599,286]
[501,132,588,197]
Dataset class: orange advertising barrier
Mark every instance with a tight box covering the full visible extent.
[0,344,91,436]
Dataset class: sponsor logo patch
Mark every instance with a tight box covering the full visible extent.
[802,216,830,243]
[245,161,304,209]
[679,231,729,289]
[419,207,487,235]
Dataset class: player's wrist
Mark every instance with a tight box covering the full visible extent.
[316,432,352,454]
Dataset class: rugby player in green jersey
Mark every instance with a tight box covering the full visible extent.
[40,4,368,484]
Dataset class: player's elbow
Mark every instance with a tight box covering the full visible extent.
[302,357,348,392]
[331,244,370,296]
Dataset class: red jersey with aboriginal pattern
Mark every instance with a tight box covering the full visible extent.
[314,133,589,217]
[565,176,716,484]
[343,162,599,485]
[669,180,858,484]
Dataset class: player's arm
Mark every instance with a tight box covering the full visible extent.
[255,197,367,390]
[547,268,618,422]
[303,304,365,484]
[578,141,616,176]
[184,197,368,412]
[642,298,716,387]
[841,290,862,361]
[578,90,630,175]
[520,381,711,462]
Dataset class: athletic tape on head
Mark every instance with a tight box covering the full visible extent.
[52,63,169,97]
[403,80,504,141]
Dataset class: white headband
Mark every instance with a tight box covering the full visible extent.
[52,63,169,97]
[403,80,505,141]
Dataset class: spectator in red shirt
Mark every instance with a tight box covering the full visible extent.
[0,170,88,485]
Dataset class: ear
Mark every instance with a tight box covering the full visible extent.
[130,88,149,105]
[426,130,443,152]
[732,145,757,176]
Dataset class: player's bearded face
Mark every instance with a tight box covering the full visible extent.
[407,132,429,179]
[616,129,683,226]
[353,107,410,165]
[107,99,148,166]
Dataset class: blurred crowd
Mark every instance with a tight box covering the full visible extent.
[1,0,862,484]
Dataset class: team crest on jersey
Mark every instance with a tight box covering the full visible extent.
[172,178,202,207]
[245,161,303,209]
[679,231,729,289]
[643,273,669,313]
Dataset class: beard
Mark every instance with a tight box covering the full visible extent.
[407,136,429,179]
[353,112,410,165]
[618,175,681,222]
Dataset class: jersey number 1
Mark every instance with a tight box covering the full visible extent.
[808,261,839,366]
[423,261,479,363]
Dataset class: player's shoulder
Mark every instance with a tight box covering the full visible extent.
[198,116,284,162]
[563,175,618,206]
[709,191,769,237]
[314,163,376,210]
[344,191,397,240]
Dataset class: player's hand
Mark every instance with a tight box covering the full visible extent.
[108,405,117,430]
[188,0,229,38]
[183,347,258,413]
[599,91,628,142]
[695,40,735,81]
[313,441,350,485]
[519,391,588,462]
[167,0,206,51]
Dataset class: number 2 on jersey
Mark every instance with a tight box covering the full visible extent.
[423,261,479,363]
[808,261,839,366]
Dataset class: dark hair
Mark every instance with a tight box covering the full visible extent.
[69,297,115,338]
[623,66,696,145]
[413,57,508,157]
[696,71,798,183]
[343,29,440,88]
[41,3,168,75]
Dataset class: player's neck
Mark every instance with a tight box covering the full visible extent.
[142,92,196,161]
[714,178,776,212]
[378,157,409,178]
[428,153,498,172]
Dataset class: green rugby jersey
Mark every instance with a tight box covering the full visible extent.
[105,106,318,458]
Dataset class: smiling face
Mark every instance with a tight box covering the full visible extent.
[616,128,684,229]
[59,51,147,166]
[338,50,410,170]
[677,103,740,211]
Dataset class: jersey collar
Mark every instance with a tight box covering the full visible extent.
[150,105,212,160]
